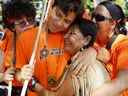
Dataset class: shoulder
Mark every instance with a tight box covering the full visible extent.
[112,34,128,50]
[19,27,38,40]
[83,47,97,58]
[17,27,39,47]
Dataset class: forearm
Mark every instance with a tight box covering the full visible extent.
[92,80,121,96]
[116,70,128,92]
[92,70,128,96]
[15,68,46,95]
[0,73,4,82]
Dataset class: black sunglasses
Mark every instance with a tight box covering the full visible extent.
[92,13,112,22]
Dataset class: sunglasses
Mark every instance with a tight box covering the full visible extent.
[92,13,112,22]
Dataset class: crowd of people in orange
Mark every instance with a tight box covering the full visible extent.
[0,0,128,96]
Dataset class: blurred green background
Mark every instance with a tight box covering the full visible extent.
[82,0,128,16]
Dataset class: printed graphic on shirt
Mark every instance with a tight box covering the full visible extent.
[40,48,63,59]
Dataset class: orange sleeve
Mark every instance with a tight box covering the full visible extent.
[117,47,128,70]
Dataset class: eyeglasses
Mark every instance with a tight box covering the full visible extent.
[14,17,34,27]
[92,13,112,22]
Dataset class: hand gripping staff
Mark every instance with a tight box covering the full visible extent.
[8,31,17,96]
[20,0,52,96]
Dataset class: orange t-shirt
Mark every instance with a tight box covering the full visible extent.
[16,27,70,90]
[109,34,128,96]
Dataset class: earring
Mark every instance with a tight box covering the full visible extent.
[80,47,84,52]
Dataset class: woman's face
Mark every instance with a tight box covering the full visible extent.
[64,26,87,55]
[93,5,114,47]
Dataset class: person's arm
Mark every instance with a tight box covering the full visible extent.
[0,73,4,82]
[15,64,46,95]
[16,64,33,82]
[92,47,128,96]
[92,70,128,96]
[0,67,15,84]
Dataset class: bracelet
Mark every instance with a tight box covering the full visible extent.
[29,76,39,91]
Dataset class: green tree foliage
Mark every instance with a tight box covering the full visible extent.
[86,0,94,11]
[115,0,128,16]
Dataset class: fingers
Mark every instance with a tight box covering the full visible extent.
[3,67,15,83]
[20,64,34,81]
[3,64,34,83]
[22,64,34,74]
[4,74,14,81]
[6,67,15,74]
[97,48,110,63]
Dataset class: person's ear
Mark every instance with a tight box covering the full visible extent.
[110,20,116,29]
[83,35,92,46]
[108,20,116,38]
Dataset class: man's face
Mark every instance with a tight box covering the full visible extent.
[14,16,34,33]
[47,6,76,33]
[92,5,113,46]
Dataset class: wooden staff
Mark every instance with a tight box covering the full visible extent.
[20,0,52,96]
[8,31,16,96]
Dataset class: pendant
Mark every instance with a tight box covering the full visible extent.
[48,75,58,86]
[40,48,49,59]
